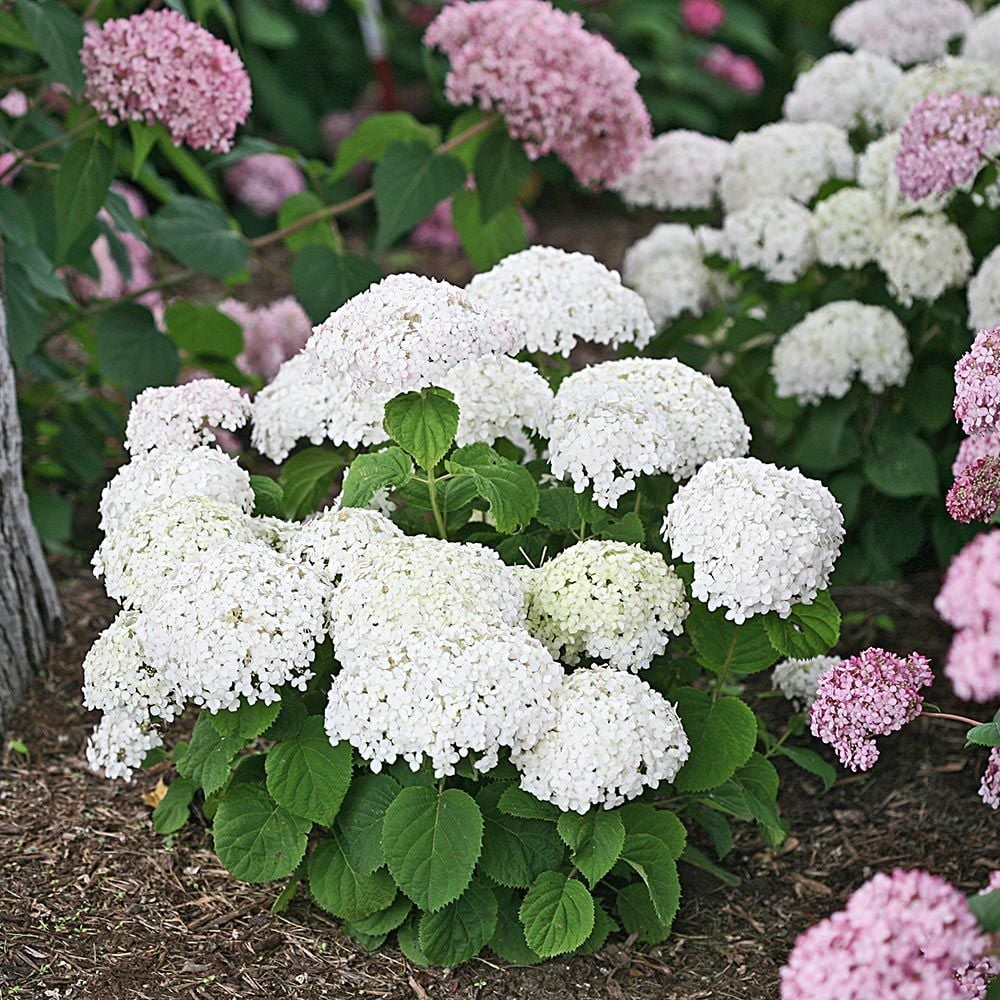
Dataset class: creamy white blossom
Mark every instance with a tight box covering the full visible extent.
[466,246,654,357]
[663,457,844,623]
[875,214,973,306]
[857,132,952,215]
[968,245,1000,332]
[86,712,164,782]
[771,301,912,404]
[782,51,904,130]
[615,130,730,210]
[522,540,689,671]
[548,358,750,508]
[772,655,841,709]
[719,122,855,212]
[881,57,1000,129]
[721,198,816,284]
[512,666,690,813]
[964,7,1000,65]
[813,188,891,268]
[303,273,523,394]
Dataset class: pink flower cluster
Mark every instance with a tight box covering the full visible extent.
[947,456,1000,523]
[424,0,652,188]
[896,92,1000,202]
[955,328,1000,437]
[224,153,307,217]
[218,296,312,381]
[980,747,1000,810]
[808,647,933,771]
[936,531,1000,702]
[781,869,990,1000]
[682,0,725,35]
[81,10,252,153]
[703,45,764,95]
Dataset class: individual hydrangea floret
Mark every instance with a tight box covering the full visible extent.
[772,656,841,710]
[424,0,651,187]
[968,248,1000,334]
[808,647,932,770]
[663,457,844,623]
[548,358,751,509]
[963,6,1000,65]
[782,51,903,130]
[831,0,974,66]
[719,122,855,212]
[954,327,1000,435]
[875,214,973,306]
[466,246,654,357]
[81,9,251,153]
[522,540,689,671]
[721,198,817,284]
[980,747,1000,809]
[813,188,890,269]
[771,301,912,405]
[947,456,1000,523]
[219,296,313,381]
[780,869,989,1000]
[512,665,691,813]
[223,153,306,216]
[124,380,251,455]
[881,57,1000,130]
[858,132,953,215]
[304,273,523,394]
[614,131,730,210]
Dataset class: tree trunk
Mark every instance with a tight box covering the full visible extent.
[0,246,63,734]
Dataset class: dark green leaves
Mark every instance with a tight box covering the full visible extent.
[673,689,757,793]
[764,591,841,659]
[278,447,343,519]
[95,304,180,398]
[620,834,681,930]
[498,785,560,822]
[446,443,539,533]
[210,699,281,742]
[291,246,382,324]
[863,423,938,498]
[165,302,243,361]
[251,476,285,518]
[340,448,413,509]
[55,133,115,260]
[686,602,779,675]
[149,195,249,278]
[968,887,1000,933]
[474,131,532,223]
[309,832,396,921]
[556,810,625,887]
[452,189,527,270]
[17,0,84,93]
[336,772,401,873]
[333,112,440,180]
[519,873,594,958]
[152,777,197,835]
[966,714,1000,747]
[419,880,498,967]
[383,388,460,472]
[175,712,242,798]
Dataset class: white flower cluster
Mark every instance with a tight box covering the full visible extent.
[250,353,389,464]
[124,379,251,454]
[968,246,1000,332]
[857,132,951,216]
[521,540,689,672]
[813,188,890,269]
[663,457,844,623]
[547,358,750,508]
[622,224,729,329]
[880,57,1000,129]
[964,7,1000,65]
[303,273,523,394]
[467,246,654,357]
[772,655,840,709]
[511,666,691,813]
[615,131,731,210]
[721,198,816,284]
[719,122,855,212]
[874,214,973,306]
[831,0,974,66]
[782,51,903,131]
[771,301,912,405]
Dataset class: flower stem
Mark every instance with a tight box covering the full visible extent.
[426,465,448,540]
[922,710,984,727]
[0,113,99,181]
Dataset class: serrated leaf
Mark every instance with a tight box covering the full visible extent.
[291,245,382,324]
[54,134,115,261]
[149,195,248,278]
[17,0,83,93]
[336,771,401,873]
[863,427,938,498]
[176,712,242,797]
[775,744,837,791]
[333,112,440,179]
[519,872,594,958]
[382,786,483,912]
[574,902,618,956]
[266,698,308,742]
[673,689,757,793]
[265,716,352,826]
[251,476,285,518]
[309,832,396,920]
[617,804,686,859]
[95,304,180,398]
[397,917,431,966]
[340,448,413,509]
[498,785,559,822]
[764,591,841,659]
[451,188,527,270]
[474,131,532,223]
[210,699,281,741]
[616,882,673,944]
[165,302,243,360]
[445,443,539,533]
[556,810,625,888]
[489,888,543,965]
[279,446,343,519]
[350,894,411,936]
[419,880,498,966]
[152,777,196,835]
[967,721,1000,747]
[383,388,459,472]
[686,602,779,676]
[535,487,582,533]
[213,783,311,882]
[680,843,741,885]
[734,753,785,848]
[597,512,646,545]
[620,834,681,928]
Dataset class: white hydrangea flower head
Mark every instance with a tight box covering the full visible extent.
[771,301,912,405]
[875,214,973,306]
[880,57,1000,129]
[512,666,691,813]
[548,358,750,509]
[98,445,253,534]
[857,132,952,216]
[663,457,845,623]
[831,0,974,65]
[124,379,251,454]
[719,122,855,212]
[782,51,904,130]
[522,540,689,671]
[466,246,655,357]
[721,198,817,284]
[813,188,891,269]
[86,712,164,783]
[968,246,1000,332]
[964,7,1000,65]
[772,655,841,709]
[250,352,390,464]
[325,621,563,778]
[440,355,553,450]
[614,131,731,210]
[303,273,523,394]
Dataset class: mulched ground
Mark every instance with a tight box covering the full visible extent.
[1,565,997,1000]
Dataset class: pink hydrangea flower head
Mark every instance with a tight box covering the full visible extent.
[781,869,990,1000]
[954,433,1000,477]
[224,153,307,217]
[808,647,933,771]
[0,89,28,118]
[896,92,1000,202]
[682,0,725,35]
[980,747,1000,810]
[81,10,252,153]
[936,530,1000,633]
[424,0,652,188]
[955,327,1000,436]
[944,626,1000,703]
[947,455,1000,523]
[218,296,312,381]
[703,45,764,94]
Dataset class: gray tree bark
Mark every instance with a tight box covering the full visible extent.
[0,248,63,734]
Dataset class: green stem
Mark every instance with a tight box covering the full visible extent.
[426,464,448,540]
[0,113,99,180]
[633,491,642,517]
[271,861,305,913]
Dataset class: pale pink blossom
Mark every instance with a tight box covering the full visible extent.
[0,89,28,118]
[703,45,764,94]
[954,433,1000,477]
[224,153,306,216]
[682,0,725,35]
[980,748,1000,810]
[218,296,312,381]
[955,327,1000,436]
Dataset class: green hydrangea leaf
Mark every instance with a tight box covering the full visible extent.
[309,832,396,921]
[556,809,625,888]
[418,880,498,967]
[519,872,594,958]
